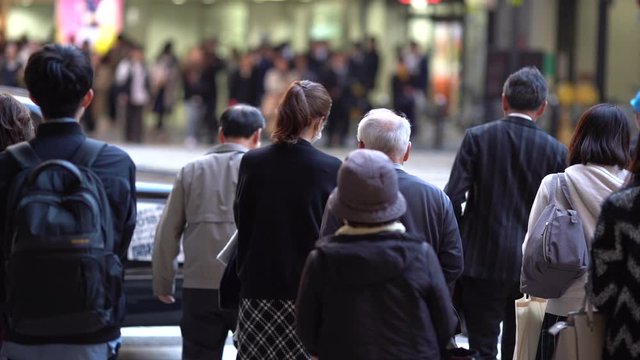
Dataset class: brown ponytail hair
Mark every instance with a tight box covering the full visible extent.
[272,80,331,144]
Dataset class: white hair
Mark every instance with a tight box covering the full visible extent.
[356,108,411,161]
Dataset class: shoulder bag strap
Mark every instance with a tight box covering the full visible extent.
[558,173,577,210]
[547,173,560,204]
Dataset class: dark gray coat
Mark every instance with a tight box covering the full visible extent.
[296,232,457,360]
[320,167,463,289]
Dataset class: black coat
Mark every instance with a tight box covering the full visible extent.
[234,139,341,300]
[296,231,457,360]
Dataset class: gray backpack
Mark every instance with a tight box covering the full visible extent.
[520,173,588,299]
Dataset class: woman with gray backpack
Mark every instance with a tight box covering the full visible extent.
[521,103,631,360]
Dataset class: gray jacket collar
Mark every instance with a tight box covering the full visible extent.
[206,142,249,155]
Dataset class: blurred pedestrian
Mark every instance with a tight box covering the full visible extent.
[292,54,317,82]
[523,103,630,360]
[228,52,260,107]
[153,105,264,360]
[261,55,297,136]
[200,39,225,144]
[391,56,415,129]
[0,43,23,87]
[445,67,567,360]
[105,35,132,124]
[320,108,463,291]
[363,36,379,92]
[234,80,341,359]
[296,149,457,359]
[321,52,352,147]
[115,44,150,143]
[0,93,34,151]
[79,40,98,133]
[591,132,640,360]
[182,47,205,147]
[150,41,180,138]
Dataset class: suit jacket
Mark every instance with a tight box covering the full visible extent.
[152,143,247,295]
[320,167,464,289]
[234,139,341,300]
[0,120,137,344]
[444,116,567,281]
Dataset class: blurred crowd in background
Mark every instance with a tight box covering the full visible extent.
[0,35,433,148]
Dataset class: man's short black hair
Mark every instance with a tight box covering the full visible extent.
[220,104,265,138]
[502,66,547,112]
[24,44,93,119]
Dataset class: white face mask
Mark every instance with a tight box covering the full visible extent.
[312,130,322,143]
[311,118,326,143]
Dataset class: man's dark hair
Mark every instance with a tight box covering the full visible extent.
[568,103,630,168]
[24,44,93,119]
[502,66,547,111]
[220,104,265,138]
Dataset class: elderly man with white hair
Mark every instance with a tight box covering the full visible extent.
[320,108,463,290]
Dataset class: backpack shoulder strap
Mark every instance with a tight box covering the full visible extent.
[558,173,577,210]
[71,138,107,168]
[6,141,41,169]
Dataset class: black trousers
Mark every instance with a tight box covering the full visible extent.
[181,288,238,360]
[201,102,218,144]
[124,103,144,143]
[460,276,521,360]
[536,313,567,360]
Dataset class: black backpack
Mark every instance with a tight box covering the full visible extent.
[3,139,124,336]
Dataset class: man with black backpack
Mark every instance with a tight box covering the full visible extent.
[0,44,136,360]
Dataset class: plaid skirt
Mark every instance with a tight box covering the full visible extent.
[236,298,311,360]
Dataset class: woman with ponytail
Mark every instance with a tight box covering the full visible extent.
[233,80,341,359]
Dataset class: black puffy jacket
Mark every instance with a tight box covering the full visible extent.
[296,231,457,360]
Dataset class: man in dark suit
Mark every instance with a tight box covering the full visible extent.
[445,67,567,360]
[0,44,136,360]
[320,108,463,290]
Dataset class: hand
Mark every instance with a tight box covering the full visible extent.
[157,295,175,304]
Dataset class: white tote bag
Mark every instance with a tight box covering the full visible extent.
[550,295,607,360]
[513,295,547,360]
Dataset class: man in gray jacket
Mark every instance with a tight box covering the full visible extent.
[320,108,463,290]
[152,104,264,360]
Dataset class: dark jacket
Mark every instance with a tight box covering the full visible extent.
[321,167,463,290]
[0,121,137,344]
[296,231,457,360]
[234,139,341,300]
[444,116,567,281]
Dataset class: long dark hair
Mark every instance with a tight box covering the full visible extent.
[568,103,630,168]
[272,80,331,144]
